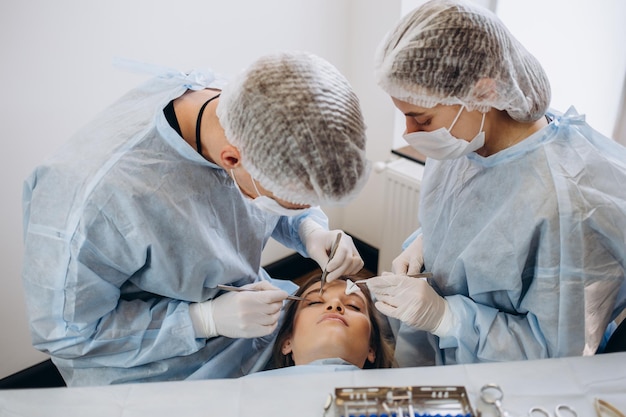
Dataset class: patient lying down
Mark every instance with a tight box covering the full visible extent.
[266,275,396,372]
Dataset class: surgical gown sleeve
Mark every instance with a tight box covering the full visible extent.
[22,174,204,367]
[399,108,626,364]
[270,207,329,257]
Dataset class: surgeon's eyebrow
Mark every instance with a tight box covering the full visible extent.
[404,111,426,117]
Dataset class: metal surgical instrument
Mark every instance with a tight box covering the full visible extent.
[352,272,434,286]
[480,383,508,417]
[480,383,578,417]
[319,233,342,295]
[528,405,578,417]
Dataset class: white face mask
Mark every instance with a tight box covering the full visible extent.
[231,170,307,217]
[403,106,485,160]
[249,195,307,217]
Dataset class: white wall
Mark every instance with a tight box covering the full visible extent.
[0,0,399,379]
[496,0,626,139]
[331,2,402,249]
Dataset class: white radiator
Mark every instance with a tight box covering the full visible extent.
[377,158,425,274]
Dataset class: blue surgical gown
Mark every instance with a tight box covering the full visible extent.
[245,358,360,378]
[395,107,626,366]
[21,68,325,386]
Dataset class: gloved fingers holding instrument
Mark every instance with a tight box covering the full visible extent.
[391,233,424,276]
[190,281,288,339]
[299,218,364,282]
[365,273,453,335]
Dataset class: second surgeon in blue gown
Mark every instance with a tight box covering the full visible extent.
[366,0,626,365]
[21,52,370,386]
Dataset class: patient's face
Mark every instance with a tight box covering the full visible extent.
[281,280,375,367]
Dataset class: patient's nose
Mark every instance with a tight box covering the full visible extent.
[326,300,344,313]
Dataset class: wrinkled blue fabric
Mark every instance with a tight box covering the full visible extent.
[395,107,626,365]
[21,68,328,386]
[243,358,360,378]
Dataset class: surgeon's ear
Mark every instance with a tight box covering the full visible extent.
[472,78,497,101]
[220,145,241,169]
[281,338,293,355]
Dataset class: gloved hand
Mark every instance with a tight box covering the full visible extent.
[189,281,288,339]
[391,234,424,275]
[366,273,448,333]
[299,219,364,282]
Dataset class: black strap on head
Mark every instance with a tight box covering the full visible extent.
[195,94,221,156]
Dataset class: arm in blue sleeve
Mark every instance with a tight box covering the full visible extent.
[439,266,623,363]
[270,207,329,257]
[438,295,549,363]
[402,227,422,250]
[22,224,205,369]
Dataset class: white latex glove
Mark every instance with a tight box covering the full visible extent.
[299,218,364,282]
[366,273,448,333]
[391,234,424,275]
[189,281,288,339]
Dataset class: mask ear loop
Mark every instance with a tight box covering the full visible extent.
[230,169,240,190]
[478,112,486,133]
[450,106,486,140]
[249,173,263,198]
[448,105,465,131]
[231,169,262,200]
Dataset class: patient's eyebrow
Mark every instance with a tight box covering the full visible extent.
[302,288,320,298]
[347,292,367,304]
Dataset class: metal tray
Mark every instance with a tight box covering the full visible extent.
[333,385,475,417]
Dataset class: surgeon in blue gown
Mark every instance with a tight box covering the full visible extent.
[366,0,626,366]
[21,52,370,386]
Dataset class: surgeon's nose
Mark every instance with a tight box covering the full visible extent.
[405,117,422,134]
[326,301,344,314]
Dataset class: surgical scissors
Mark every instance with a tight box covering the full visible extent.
[479,384,578,417]
[528,405,578,417]
[480,383,508,417]
[319,233,342,295]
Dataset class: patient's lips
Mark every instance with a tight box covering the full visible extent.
[319,313,347,326]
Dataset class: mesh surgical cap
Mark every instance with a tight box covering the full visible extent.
[216,51,370,206]
[375,0,551,122]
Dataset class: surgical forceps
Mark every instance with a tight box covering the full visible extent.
[346,272,434,294]
[352,272,433,285]
[528,405,578,417]
[480,384,578,417]
[319,233,342,295]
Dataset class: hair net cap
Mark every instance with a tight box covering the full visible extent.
[375,0,551,122]
[216,51,370,206]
